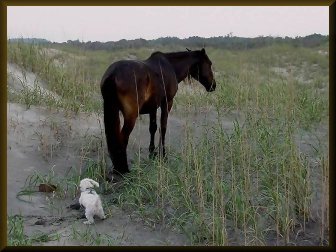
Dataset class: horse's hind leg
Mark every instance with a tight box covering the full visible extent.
[118,113,137,171]
[149,110,157,158]
[102,99,125,176]
[159,100,173,158]
[120,114,137,148]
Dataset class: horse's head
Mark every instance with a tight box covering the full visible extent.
[189,48,216,92]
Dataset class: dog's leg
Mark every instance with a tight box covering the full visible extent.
[83,210,94,225]
[97,207,106,220]
[83,220,94,225]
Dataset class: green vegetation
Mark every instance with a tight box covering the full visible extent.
[7,37,328,245]
[70,224,116,245]
[8,215,59,246]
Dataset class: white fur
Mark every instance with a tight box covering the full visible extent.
[78,178,106,224]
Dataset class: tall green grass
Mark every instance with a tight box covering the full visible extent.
[113,42,327,245]
[115,104,318,245]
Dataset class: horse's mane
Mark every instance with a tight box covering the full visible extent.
[148,49,211,67]
[150,50,196,59]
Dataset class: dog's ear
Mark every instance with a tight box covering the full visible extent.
[88,179,99,188]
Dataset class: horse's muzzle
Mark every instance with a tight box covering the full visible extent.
[207,81,216,92]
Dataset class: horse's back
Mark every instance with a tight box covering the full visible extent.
[101,60,146,88]
[101,52,175,87]
[101,59,156,114]
[101,54,178,114]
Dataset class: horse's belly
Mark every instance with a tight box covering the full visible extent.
[139,99,159,114]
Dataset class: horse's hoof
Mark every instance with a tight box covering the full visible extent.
[160,154,168,162]
[111,173,124,183]
[158,150,167,161]
[106,169,128,183]
[105,171,114,182]
[149,151,158,159]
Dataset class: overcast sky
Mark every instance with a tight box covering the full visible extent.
[7,6,329,42]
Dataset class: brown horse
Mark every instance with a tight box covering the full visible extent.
[101,48,216,175]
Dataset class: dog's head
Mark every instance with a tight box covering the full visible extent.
[79,178,99,192]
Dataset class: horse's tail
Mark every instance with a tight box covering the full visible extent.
[101,77,129,174]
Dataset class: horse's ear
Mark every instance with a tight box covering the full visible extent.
[201,48,206,54]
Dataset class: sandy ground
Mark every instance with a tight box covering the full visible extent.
[7,101,194,245]
[7,63,61,101]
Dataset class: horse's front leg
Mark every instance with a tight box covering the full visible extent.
[159,100,173,158]
[149,110,157,158]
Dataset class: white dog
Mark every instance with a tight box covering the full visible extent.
[79,178,106,224]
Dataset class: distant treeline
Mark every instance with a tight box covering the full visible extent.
[9,34,328,50]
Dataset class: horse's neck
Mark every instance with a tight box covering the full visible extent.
[164,53,198,83]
